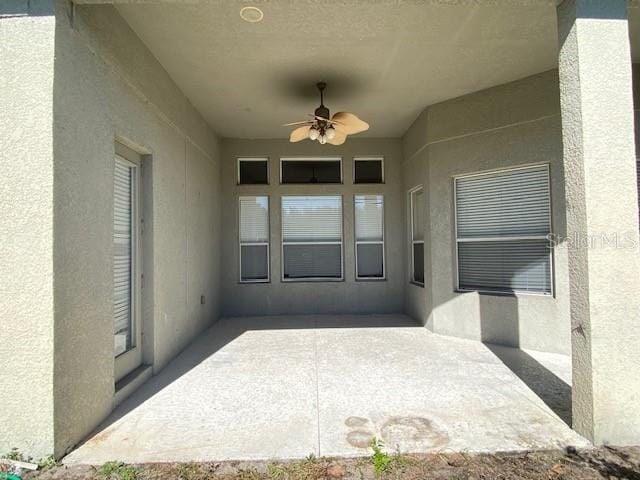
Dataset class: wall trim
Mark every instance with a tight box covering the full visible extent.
[403,112,560,163]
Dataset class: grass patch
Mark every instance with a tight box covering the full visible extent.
[266,453,328,480]
[369,438,391,476]
[37,455,60,470]
[97,461,139,480]
[2,448,33,463]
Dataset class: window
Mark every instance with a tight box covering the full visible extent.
[282,196,343,280]
[239,196,270,282]
[280,157,342,184]
[113,155,139,357]
[637,158,640,228]
[409,187,425,285]
[238,157,268,184]
[354,157,384,184]
[455,165,552,295]
[355,195,384,279]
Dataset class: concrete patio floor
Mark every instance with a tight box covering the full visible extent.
[64,314,589,464]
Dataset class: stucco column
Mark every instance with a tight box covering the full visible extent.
[557,0,640,445]
[0,0,57,458]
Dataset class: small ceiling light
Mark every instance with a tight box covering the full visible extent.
[240,6,263,23]
[325,127,336,140]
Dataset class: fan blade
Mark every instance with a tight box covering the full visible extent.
[283,120,314,127]
[307,113,344,125]
[331,112,369,135]
[327,130,347,146]
[289,125,311,142]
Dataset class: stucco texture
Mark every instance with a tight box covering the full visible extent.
[1,1,222,458]
[402,71,571,355]
[3,0,640,460]
[0,0,57,459]
[558,0,640,445]
[220,138,405,317]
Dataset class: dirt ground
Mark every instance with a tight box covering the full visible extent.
[14,446,640,480]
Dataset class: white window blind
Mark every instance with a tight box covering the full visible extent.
[113,156,136,357]
[455,165,552,294]
[355,195,384,279]
[410,187,424,285]
[282,196,343,279]
[239,196,269,282]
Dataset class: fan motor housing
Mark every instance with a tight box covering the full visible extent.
[315,105,330,120]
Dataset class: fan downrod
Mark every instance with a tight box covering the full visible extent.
[315,81,329,119]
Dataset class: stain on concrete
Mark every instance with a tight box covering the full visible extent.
[344,417,369,428]
[345,415,449,450]
[380,416,449,449]
[346,430,375,448]
[86,428,113,446]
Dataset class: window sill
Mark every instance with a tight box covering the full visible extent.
[282,278,344,283]
[356,277,386,282]
[279,182,343,186]
[454,289,553,298]
[410,281,425,288]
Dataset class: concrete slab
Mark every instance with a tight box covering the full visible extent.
[64,314,589,464]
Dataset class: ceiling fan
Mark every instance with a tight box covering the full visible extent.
[283,82,369,145]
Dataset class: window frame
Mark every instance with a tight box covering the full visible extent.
[353,156,385,184]
[237,157,269,185]
[113,151,143,381]
[279,156,343,185]
[281,194,344,282]
[354,194,386,281]
[238,195,271,284]
[453,163,554,297]
[409,185,425,287]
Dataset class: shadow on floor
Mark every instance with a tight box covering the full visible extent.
[485,343,572,427]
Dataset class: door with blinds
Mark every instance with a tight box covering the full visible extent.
[114,153,142,381]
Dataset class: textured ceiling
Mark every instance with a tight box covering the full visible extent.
[116,1,640,139]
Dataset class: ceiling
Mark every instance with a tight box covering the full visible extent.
[116,1,640,139]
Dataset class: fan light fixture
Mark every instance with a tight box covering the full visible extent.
[283,82,369,145]
[240,6,264,23]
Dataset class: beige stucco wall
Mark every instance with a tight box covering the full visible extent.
[2,1,222,458]
[635,64,639,156]
[402,71,572,354]
[220,138,405,316]
[0,0,57,459]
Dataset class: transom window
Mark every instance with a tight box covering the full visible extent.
[280,157,342,184]
[354,157,384,184]
[238,157,268,185]
[281,196,343,280]
[454,164,552,295]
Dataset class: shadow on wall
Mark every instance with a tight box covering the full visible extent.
[479,294,520,348]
